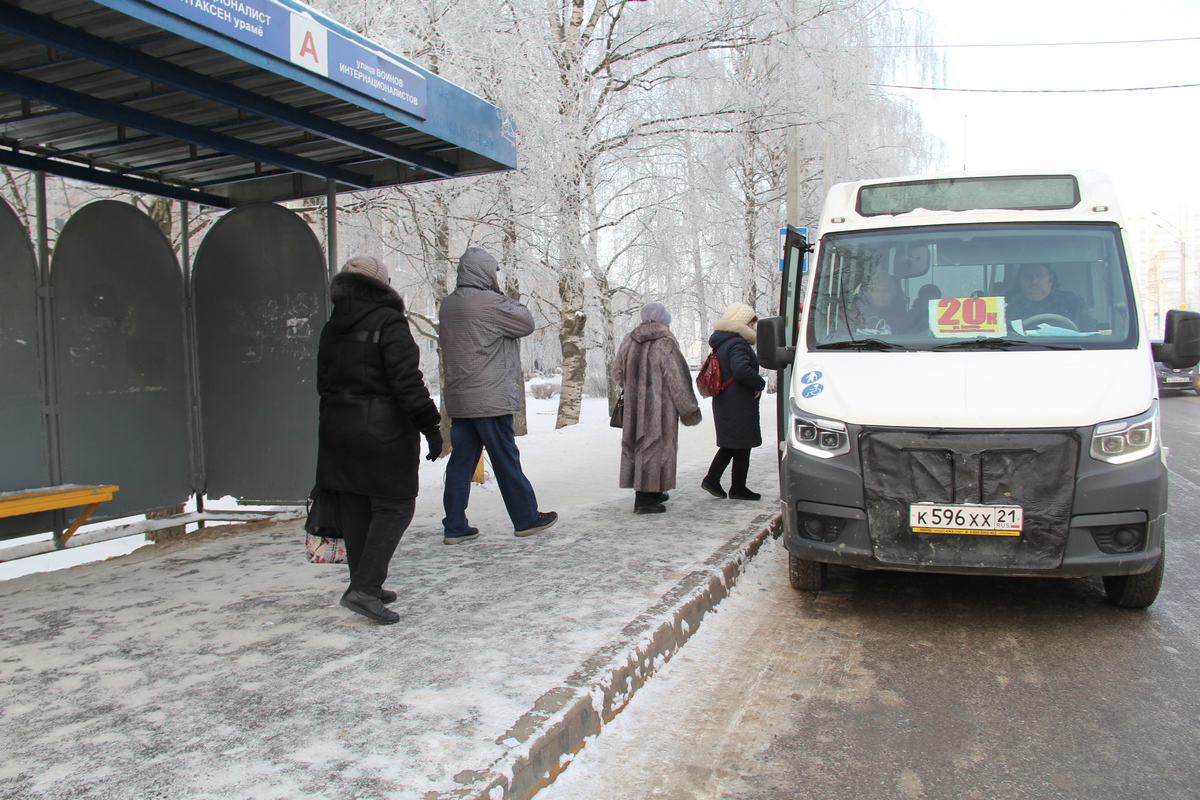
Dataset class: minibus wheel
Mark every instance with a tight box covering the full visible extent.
[788,553,827,591]
[1102,552,1164,609]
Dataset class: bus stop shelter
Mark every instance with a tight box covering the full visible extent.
[0,0,515,544]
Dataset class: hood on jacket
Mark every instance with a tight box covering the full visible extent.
[630,321,675,343]
[328,271,406,331]
[713,318,756,345]
[456,247,501,292]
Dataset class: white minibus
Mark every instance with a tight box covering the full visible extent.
[758,171,1200,608]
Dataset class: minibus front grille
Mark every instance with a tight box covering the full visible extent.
[860,429,1079,570]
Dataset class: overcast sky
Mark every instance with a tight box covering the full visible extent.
[900,0,1200,213]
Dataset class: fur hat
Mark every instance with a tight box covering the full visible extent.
[641,301,672,326]
[722,302,756,326]
[341,256,389,285]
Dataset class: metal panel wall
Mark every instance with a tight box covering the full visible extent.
[51,200,192,520]
[193,204,326,503]
[0,197,53,539]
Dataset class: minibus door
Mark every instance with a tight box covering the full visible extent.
[776,225,809,457]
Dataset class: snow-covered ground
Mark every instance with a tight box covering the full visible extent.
[0,388,764,583]
[533,543,794,800]
[0,388,781,799]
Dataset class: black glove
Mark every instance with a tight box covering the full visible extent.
[423,428,444,461]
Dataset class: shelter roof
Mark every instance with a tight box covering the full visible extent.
[0,0,515,208]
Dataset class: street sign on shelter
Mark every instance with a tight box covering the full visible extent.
[0,0,515,206]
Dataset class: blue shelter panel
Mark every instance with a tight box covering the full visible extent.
[52,200,192,521]
[0,197,53,539]
[0,0,514,207]
[193,204,326,503]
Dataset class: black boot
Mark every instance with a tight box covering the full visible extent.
[728,450,757,500]
[341,588,400,623]
[634,491,667,514]
[701,477,727,499]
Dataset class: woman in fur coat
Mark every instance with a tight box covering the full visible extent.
[701,302,766,501]
[316,256,443,624]
[612,302,702,514]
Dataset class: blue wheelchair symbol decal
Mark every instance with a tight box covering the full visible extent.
[801,383,824,398]
[800,370,822,384]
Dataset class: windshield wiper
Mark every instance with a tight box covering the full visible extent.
[931,338,1083,351]
[817,338,907,351]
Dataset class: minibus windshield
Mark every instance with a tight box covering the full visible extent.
[806,223,1137,351]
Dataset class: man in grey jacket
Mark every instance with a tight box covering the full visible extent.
[438,247,558,544]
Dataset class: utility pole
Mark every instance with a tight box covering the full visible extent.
[786,126,800,228]
[1148,251,1162,332]
[1153,211,1188,309]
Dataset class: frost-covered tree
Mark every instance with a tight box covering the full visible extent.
[303,0,942,428]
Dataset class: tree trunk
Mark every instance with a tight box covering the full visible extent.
[502,198,529,436]
[555,275,586,429]
[596,277,619,416]
[431,192,453,456]
[745,182,761,313]
[691,239,709,350]
[554,142,587,428]
[691,131,705,350]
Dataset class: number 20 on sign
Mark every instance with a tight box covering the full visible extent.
[930,296,1007,338]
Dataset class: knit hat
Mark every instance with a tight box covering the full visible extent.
[341,256,389,285]
[722,302,756,326]
[641,301,672,326]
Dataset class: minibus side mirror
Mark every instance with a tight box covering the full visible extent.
[1153,308,1200,369]
[757,317,794,370]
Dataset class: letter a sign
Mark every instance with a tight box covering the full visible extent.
[290,12,328,77]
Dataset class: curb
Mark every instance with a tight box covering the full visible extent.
[465,510,783,800]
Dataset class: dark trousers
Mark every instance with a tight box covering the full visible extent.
[706,447,752,490]
[442,415,539,535]
[336,492,415,597]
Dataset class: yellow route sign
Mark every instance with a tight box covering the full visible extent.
[930,296,1007,338]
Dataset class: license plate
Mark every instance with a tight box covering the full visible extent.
[909,503,1023,536]
[1165,376,1190,383]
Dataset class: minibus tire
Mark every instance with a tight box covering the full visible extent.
[788,553,827,591]
[1102,552,1164,609]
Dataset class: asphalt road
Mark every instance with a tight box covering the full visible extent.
[538,394,1200,800]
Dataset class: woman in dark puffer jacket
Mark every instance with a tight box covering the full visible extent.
[701,302,766,501]
[316,257,443,624]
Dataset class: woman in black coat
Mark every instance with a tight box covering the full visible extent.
[701,302,766,501]
[316,256,443,624]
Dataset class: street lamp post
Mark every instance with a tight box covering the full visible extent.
[1153,211,1188,309]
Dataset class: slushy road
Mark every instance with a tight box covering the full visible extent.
[537,394,1200,800]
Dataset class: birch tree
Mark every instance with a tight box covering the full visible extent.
[305,0,942,427]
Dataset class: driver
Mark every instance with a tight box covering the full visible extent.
[1007,264,1098,332]
[852,271,908,335]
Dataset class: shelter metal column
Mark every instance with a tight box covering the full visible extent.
[180,201,206,525]
[327,179,337,280]
[36,172,66,545]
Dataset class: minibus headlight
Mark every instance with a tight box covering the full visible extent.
[789,404,851,458]
[1090,403,1158,465]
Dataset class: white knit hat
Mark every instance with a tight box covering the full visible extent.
[722,302,756,326]
[341,256,390,285]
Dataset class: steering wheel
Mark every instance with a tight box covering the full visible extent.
[1022,313,1078,332]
